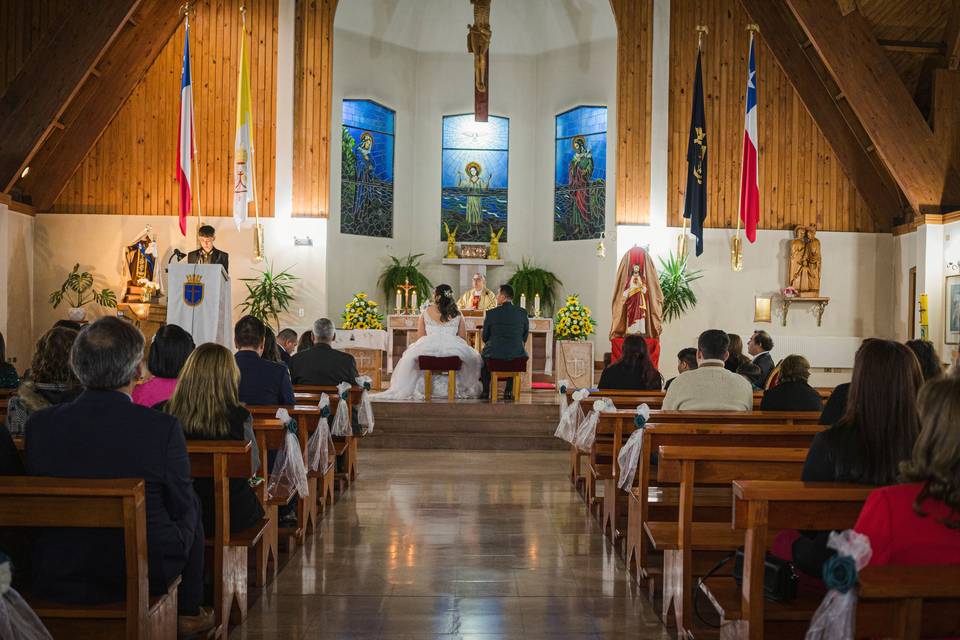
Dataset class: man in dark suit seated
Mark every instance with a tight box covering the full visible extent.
[277,328,298,364]
[748,329,776,388]
[186,224,229,273]
[480,285,529,400]
[25,317,213,636]
[234,315,295,406]
[290,319,360,433]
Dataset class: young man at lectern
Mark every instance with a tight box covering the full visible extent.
[187,225,229,273]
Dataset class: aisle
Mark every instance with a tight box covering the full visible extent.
[233,450,668,639]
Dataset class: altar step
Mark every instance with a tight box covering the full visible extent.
[366,400,566,451]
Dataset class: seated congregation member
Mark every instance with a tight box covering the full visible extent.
[297,330,315,354]
[277,328,298,364]
[760,354,822,411]
[819,381,850,426]
[132,324,194,407]
[25,317,212,634]
[289,318,359,386]
[663,347,697,391]
[854,376,960,566]
[662,329,753,411]
[0,331,18,389]
[737,361,764,390]
[161,343,264,534]
[788,338,922,579]
[234,315,295,406]
[724,333,749,373]
[906,339,943,382]
[5,326,81,436]
[598,335,662,390]
[747,329,775,387]
[262,326,284,365]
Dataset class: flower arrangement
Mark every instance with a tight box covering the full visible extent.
[555,294,596,341]
[782,286,799,298]
[136,278,160,301]
[341,292,384,330]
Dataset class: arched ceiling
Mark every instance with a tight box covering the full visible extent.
[334,0,617,55]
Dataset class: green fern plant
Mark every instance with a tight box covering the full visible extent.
[239,263,299,331]
[49,263,117,309]
[506,258,563,316]
[658,251,703,323]
[378,254,433,310]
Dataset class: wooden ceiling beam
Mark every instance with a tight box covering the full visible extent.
[945,0,960,71]
[17,0,182,211]
[786,0,960,214]
[0,0,142,193]
[738,0,900,229]
[877,39,944,56]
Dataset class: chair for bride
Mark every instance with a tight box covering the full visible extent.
[417,356,463,401]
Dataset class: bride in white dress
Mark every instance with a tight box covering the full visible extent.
[373,284,484,400]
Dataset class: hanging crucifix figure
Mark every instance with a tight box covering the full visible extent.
[467,0,491,122]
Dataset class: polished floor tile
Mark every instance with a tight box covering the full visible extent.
[231,450,669,640]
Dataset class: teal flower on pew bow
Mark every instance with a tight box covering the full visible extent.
[341,391,349,400]
[634,403,651,429]
[363,382,371,391]
[284,418,299,435]
[320,406,331,419]
[822,554,858,594]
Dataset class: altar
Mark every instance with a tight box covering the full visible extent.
[386,313,554,388]
[331,328,388,388]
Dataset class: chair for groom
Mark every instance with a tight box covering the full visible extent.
[485,356,528,402]
[417,356,462,401]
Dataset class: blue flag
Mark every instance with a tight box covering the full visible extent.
[683,50,708,256]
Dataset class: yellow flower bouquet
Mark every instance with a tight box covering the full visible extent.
[555,294,595,341]
[341,292,384,330]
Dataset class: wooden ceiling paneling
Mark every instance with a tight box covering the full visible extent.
[0,0,71,95]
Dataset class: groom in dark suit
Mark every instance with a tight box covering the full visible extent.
[480,285,529,399]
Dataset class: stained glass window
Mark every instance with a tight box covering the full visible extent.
[440,114,509,242]
[554,106,607,241]
[341,99,395,237]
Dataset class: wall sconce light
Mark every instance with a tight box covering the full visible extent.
[754,296,772,323]
[19,166,30,179]
[294,236,313,247]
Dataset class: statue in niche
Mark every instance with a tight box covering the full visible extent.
[467,0,491,92]
[789,225,822,297]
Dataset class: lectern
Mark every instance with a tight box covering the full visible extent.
[166,263,233,349]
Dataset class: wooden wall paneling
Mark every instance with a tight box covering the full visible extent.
[292,0,337,218]
[786,0,960,214]
[668,0,882,233]
[0,0,142,192]
[610,0,653,225]
[52,0,278,217]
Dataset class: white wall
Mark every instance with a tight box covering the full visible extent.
[0,203,35,369]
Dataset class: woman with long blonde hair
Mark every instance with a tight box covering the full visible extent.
[162,343,264,533]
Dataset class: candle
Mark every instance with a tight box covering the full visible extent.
[396,289,402,313]
[520,294,526,311]
[534,294,541,318]
[411,291,418,312]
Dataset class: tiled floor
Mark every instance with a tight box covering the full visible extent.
[232,450,669,640]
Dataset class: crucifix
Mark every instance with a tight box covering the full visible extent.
[398,277,417,315]
[467,0,491,122]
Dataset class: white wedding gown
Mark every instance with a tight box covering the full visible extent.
[373,311,483,400]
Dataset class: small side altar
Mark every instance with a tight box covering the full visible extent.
[780,296,830,326]
[442,258,505,291]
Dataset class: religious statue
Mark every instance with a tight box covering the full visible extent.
[122,226,160,302]
[488,225,503,260]
[789,225,822,297]
[610,246,664,340]
[457,273,497,312]
[458,161,490,228]
[444,222,459,259]
[467,0,491,93]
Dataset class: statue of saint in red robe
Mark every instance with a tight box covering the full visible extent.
[609,246,664,341]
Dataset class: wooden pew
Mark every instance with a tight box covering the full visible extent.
[0,477,182,639]
[563,388,832,410]
[856,565,960,639]
[0,397,8,423]
[248,416,310,551]
[648,446,808,638]
[187,440,268,636]
[698,480,873,640]
[292,385,365,483]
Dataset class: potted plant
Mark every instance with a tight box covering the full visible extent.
[506,259,563,316]
[554,294,597,388]
[239,263,298,331]
[49,263,118,321]
[658,251,703,323]
[378,254,432,313]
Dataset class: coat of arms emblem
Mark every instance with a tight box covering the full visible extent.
[183,274,204,307]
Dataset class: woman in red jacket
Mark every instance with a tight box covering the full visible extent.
[855,376,960,565]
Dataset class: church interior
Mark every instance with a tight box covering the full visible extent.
[1,0,959,638]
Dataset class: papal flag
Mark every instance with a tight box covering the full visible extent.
[738,30,760,243]
[682,47,707,256]
[233,14,255,228]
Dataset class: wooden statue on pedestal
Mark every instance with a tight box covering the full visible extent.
[789,225,822,297]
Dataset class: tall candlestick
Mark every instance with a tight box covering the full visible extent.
[519,294,526,311]
[411,291,418,312]
[396,289,402,313]
[534,294,541,318]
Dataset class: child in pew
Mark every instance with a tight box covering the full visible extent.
[159,343,265,535]
[772,339,923,584]
[854,376,960,566]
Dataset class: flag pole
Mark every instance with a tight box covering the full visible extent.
[240,5,264,262]
[733,23,759,272]
[183,2,204,248]
[680,25,707,258]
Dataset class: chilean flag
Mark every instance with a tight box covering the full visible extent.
[176,23,194,236]
[738,32,760,243]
